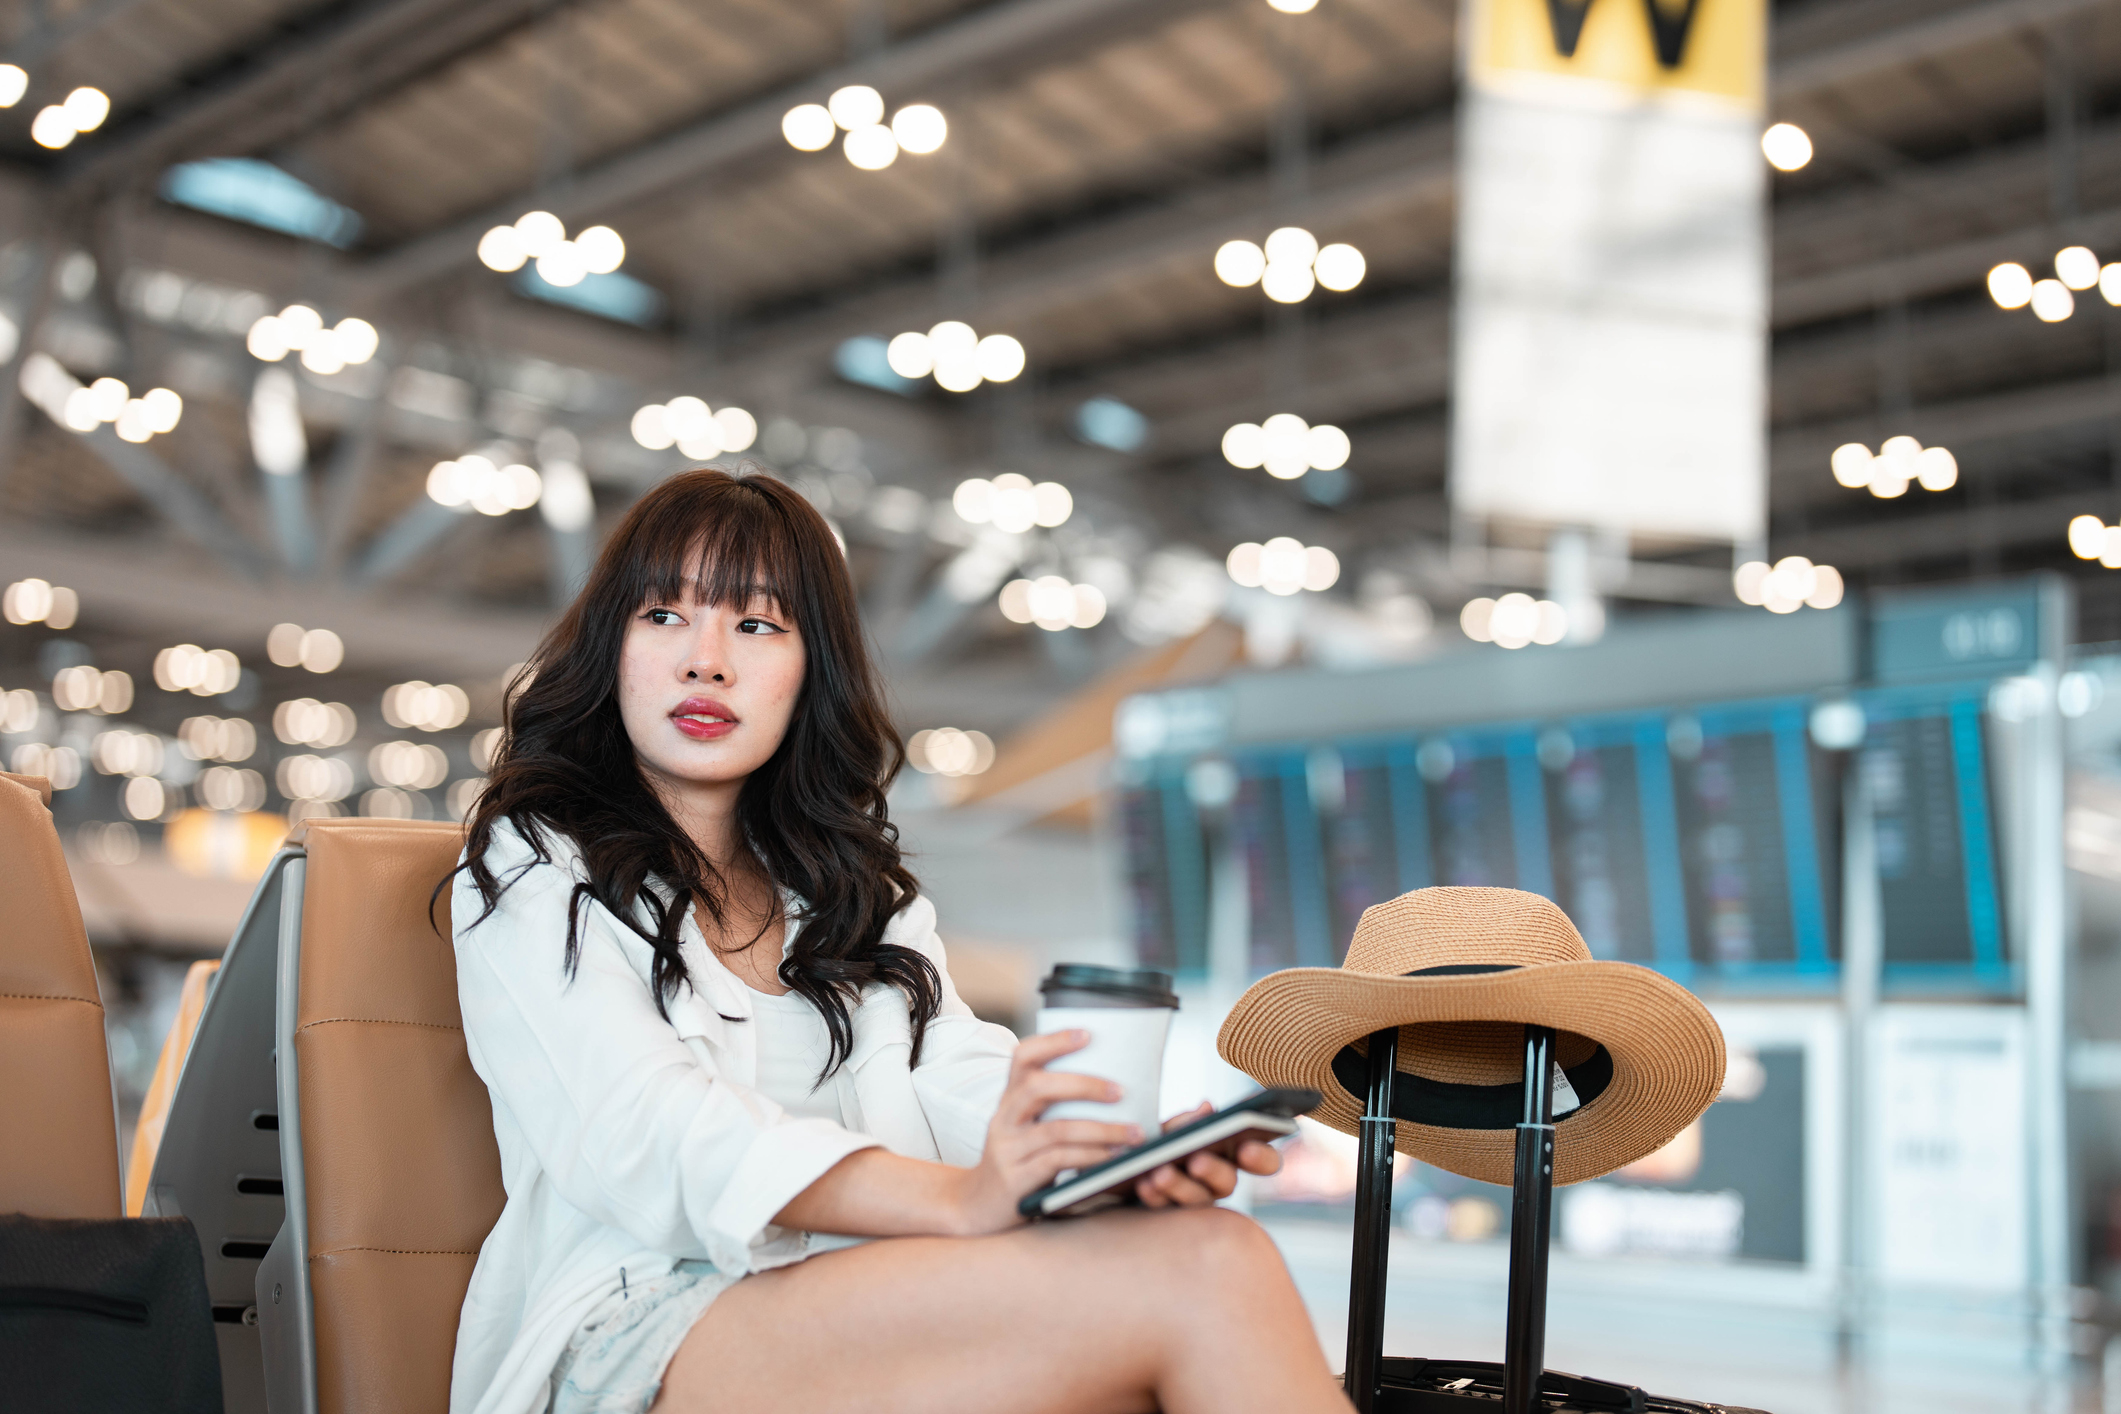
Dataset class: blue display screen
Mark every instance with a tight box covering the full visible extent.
[1127,682,2011,997]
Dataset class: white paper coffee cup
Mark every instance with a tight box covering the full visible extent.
[1034,965,1178,1137]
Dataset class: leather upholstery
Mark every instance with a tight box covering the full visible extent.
[294,819,503,1414]
[0,772,121,1219]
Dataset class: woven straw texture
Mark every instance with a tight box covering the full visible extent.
[1217,887,1725,1186]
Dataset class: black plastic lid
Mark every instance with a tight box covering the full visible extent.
[1038,964,1178,1008]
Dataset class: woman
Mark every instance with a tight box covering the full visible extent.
[450,467,1347,1414]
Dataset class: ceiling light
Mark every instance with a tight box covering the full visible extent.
[1031,481,1072,528]
[86,377,128,422]
[513,210,565,258]
[1313,243,1365,292]
[1261,261,1316,303]
[887,331,934,379]
[714,407,758,453]
[1988,263,2033,310]
[536,241,587,287]
[829,86,885,130]
[2071,514,2107,560]
[301,339,346,375]
[1761,122,1812,172]
[1733,561,1770,605]
[1305,424,1351,471]
[60,387,97,430]
[1222,423,1265,469]
[664,396,713,444]
[0,65,26,109]
[953,478,993,524]
[783,103,836,151]
[140,387,183,434]
[1260,413,1309,479]
[1267,0,1319,11]
[115,399,154,442]
[2031,278,2074,322]
[477,225,527,271]
[331,317,379,365]
[278,303,323,348]
[1215,240,1266,287]
[975,333,1025,382]
[2057,246,2101,290]
[29,106,73,149]
[1830,442,1873,487]
[631,404,674,450]
[844,125,898,169]
[574,225,625,275]
[61,86,108,133]
[2102,264,2121,307]
[987,472,1037,534]
[247,315,291,361]
[1914,446,1957,491]
[928,320,977,357]
[892,104,947,154]
[1264,227,1318,267]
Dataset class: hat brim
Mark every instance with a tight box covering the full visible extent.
[1216,961,1725,1187]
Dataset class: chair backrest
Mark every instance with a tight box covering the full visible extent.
[280,818,505,1414]
[0,771,121,1219]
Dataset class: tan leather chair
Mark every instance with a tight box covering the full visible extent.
[256,818,505,1414]
[0,770,122,1219]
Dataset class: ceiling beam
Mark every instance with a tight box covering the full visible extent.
[1770,0,2111,99]
[58,0,555,195]
[351,0,1221,302]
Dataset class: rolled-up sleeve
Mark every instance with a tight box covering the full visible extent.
[893,897,1018,1166]
[453,831,877,1273]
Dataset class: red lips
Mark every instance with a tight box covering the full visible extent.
[670,696,739,741]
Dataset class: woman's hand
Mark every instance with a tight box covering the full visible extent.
[1131,1102,1284,1209]
[952,1030,1141,1236]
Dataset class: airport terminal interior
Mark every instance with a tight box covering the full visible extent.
[7,0,2121,1410]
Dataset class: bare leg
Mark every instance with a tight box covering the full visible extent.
[654,1207,1350,1414]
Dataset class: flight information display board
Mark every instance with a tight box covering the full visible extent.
[1127,684,2009,997]
[1115,773,1208,976]
[1543,725,1664,965]
[1668,701,1837,980]
[1860,686,2006,988]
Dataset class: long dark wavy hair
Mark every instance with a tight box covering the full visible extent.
[456,465,938,1074]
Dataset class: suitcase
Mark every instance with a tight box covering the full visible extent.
[1338,1024,1772,1414]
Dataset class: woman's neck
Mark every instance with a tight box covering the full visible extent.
[647,766,748,874]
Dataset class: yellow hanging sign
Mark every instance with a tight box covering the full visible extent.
[1469,0,1765,110]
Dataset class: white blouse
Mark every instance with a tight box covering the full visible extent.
[448,820,1018,1414]
[748,987,854,1127]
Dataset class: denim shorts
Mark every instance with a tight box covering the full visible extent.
[548,1260,738,1414]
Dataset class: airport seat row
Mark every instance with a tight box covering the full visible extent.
[2,772,501,1414]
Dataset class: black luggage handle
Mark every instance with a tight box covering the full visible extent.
[1343,1023,1558,1414]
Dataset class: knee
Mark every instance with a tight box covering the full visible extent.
[1150,1206,1284,1287]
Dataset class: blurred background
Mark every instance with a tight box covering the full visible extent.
[1,0,2119,1408]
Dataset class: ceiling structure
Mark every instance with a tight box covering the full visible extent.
[2,0,2121,819]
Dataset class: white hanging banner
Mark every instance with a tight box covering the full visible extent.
[1450,0,1768,545]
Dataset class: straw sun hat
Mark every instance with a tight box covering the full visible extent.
[1218,887,1725,1187]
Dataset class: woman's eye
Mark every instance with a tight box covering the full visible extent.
[738,618,784,635]
[644,608,682,625]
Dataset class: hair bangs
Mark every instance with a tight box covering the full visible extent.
[628,477,804,616]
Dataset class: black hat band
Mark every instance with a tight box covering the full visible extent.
[1326,962,1615,1130]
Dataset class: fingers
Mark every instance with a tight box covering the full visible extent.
[1135,1162,1217,1208]
[1160,1101,1213,1133]
[1009,1029,1092,1083]
[1181,1150,1240,1200]
[1030,1117,1141,1151]
[1235,1140,1283,1177]
[999,1068,1121,1127]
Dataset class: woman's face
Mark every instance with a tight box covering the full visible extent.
[617,578,807,800]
